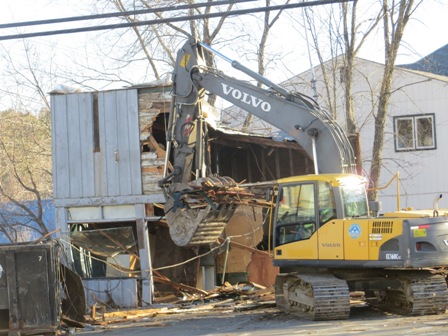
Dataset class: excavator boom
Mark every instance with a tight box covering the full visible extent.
[169,37,356,177]
[160,37,356,247]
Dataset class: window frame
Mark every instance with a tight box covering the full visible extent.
[274,182,318,246]
[393,113,436,152]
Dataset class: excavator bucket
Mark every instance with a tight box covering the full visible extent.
[162,176,269,247]
[165,200,237,247]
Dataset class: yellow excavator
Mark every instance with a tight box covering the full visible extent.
[159,37,448,320]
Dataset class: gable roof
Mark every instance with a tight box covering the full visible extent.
[284,55,448,84]
[398,44,448,76]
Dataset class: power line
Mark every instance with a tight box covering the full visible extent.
[0,0,256,29]
[0,0,353,41]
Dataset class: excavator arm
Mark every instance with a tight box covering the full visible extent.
[160,37,356,246]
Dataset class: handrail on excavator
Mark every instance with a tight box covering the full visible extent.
[367,172,401,211]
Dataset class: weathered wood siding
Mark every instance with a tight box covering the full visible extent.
[52,92,96,199]
[51,86,171,201]
[98,90,142,196]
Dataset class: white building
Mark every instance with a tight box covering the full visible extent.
[281,56,448,212]
[220,46,448,213]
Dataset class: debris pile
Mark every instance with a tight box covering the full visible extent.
[163,176,273,246]
[169,176,273,210]
[84,281,276,328]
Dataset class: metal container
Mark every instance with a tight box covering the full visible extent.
[0,241,61,336]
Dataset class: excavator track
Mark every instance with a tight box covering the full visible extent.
[275,273,350,321]
[375,271,448,316]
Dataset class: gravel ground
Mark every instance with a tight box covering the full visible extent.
[77,305,448,336]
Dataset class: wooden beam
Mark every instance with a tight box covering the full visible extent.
[153,275,208,296]
[211,133,308,153]
[217,238,272,257]
[275,148,280,179]
[147,134,173,171]
[289,148,294,176]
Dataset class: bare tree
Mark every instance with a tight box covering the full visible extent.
[92,0,241,87]
[300,1,381,128]
[340,1,383,134]
[0,42,54,242]
[0,109,53,242]
[367,0,421,201]
[291,1,422,197]
[242,0,291,131]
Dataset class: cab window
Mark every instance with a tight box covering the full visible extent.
[341,184,369,217]
[275,183,316,246]
[318,181,336,224]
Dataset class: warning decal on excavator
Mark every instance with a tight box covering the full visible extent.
[180,53,191,68]
[413,229,427,238]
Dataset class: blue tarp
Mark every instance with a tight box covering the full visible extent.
[0,199,55,243]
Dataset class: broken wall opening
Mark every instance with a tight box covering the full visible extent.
[150,223,200,297]
[68,222,141,308]
[202,130,314,286]
[137,89,314,290]
[70,223,139,278]
[210,132,314,182]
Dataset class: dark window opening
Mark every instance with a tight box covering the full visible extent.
[70,221,138,279]
[394,114,436,151]
[93,93,100,152]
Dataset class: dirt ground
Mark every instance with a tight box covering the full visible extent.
[77,303,448,336]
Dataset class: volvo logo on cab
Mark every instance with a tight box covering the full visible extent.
[221,83,271,112]
[322,243,341,248]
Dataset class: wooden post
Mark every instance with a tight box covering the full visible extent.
[90,304,96,321]
[136,204,154,306]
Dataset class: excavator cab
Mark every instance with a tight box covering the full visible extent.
[272,174,448,320]
[273,174,368,248]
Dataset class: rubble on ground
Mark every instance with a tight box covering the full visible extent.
[71,281,275,331]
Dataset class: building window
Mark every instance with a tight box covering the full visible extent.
[394,114,436,151]
[339,66,347,83]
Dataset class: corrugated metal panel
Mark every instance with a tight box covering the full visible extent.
[99,90,142,197]
[83,278,138,308]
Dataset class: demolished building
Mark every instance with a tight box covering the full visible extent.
[50,84,314,308]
